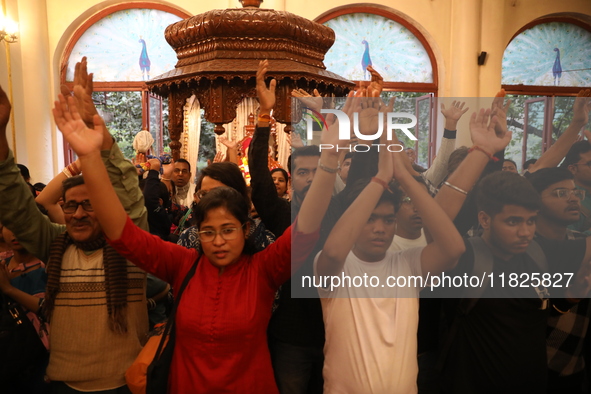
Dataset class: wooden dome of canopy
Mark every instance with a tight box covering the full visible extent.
[145,0,354,160]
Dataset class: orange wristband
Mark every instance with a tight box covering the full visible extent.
[258,114,271,123]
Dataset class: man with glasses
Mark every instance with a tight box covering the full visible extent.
[527,167,591,393]
[170,159,194,207]
[561,140,591,233]
[0,65,149,391]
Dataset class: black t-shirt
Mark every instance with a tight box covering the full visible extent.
[441,236,586,393]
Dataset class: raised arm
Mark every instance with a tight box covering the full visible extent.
[316,129,393,277]
[422,101,468,187]
[528,89,591,173]
[35,159,81,224]
[0,85,64,262]
[66,57,148,230]
[296,92,359,235]
[248,60,291,236]
[61,56,113,151]
[219,137,238,164]
[394,150,465,276]
[434,108,512,221]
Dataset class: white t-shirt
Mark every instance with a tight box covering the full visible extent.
[390,229,427,252]
[314,248,424,394]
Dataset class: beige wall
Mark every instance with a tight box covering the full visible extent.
[1,0,590,181]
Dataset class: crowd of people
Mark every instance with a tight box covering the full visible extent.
[1,56,591,394]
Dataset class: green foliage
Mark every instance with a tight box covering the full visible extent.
[93,91,143,159]
[198,109,216,171]
[504,94,591,169]
[162,98,170,154]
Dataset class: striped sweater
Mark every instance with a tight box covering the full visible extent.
[46,246,148,391]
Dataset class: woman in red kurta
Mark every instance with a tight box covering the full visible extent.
[109,188,318,392]
[54,59,344,392]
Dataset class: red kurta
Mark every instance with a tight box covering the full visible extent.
[109,216,317,393]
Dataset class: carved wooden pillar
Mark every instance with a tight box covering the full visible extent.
[168,87,191,161]
[273,80,294,133]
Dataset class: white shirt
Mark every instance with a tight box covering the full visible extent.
[390,229,427,252]
[314,248,423,394]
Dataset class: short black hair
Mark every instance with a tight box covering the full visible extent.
[175,158,191,173]
[476,171,541,216]
[17,164,31,181]
[504,159,517,168]
[523,158,537,171]
[289,145,320,174]
[62,175,85,200]
[33,182,46,193]
[195,162,249,207]
[525,167,574,195]
[561,140,591,168]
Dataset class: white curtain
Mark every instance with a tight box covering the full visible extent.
[183,95,201,182]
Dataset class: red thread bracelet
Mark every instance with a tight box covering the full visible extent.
[371,177,391,192]
[468,146,499,162]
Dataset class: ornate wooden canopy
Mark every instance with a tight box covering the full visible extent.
[145,0,354,160]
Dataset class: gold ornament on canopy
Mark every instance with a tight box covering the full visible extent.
[145,0,354,160]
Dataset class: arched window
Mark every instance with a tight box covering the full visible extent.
[316,7,438,167]
[501,18,591,170]
[60,4,190,164]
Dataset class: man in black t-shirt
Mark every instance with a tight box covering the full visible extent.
[528,168,590,393]
[440,171,589,394]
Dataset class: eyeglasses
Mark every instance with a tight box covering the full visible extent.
[401,196,413,204]
[198,224,245,243]
[549,189,586,200]
[62,200,94,214]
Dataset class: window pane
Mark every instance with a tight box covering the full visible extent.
[93,91,143,159]
[67,9,182,82]
[502,22,591,88]
[504,95,540,169]
[524,100,545,163]
[550,97,591,143]
[149,95,162,156]
[323,13,433,82]
[198,108,216,169]
[416,96,432,169]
